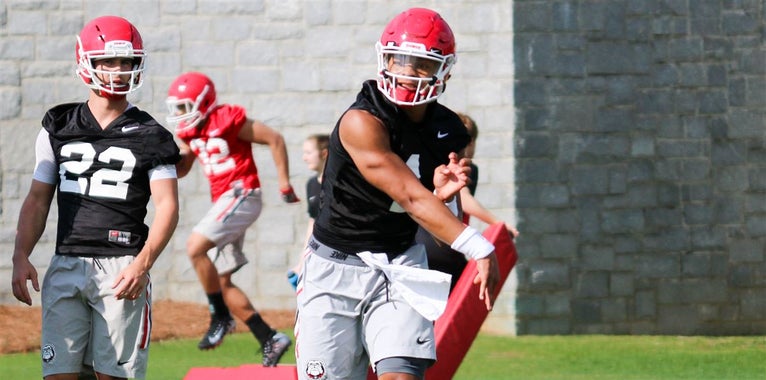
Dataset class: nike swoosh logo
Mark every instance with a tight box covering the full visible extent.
[207,323,229,344]
[122,126,139,133]
[416,337,430,344]
[117,360,130,366]
[208,128,223,137]
[437,131,449,138]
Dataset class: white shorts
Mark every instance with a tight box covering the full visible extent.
[41,255,152,379]
[295,238,436,380]
[193,187,262,275]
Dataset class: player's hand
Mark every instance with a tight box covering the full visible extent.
[113,262,149,301]
[506,223,519,238]
[280,185,300,204]
[433,152,470,201]
[11,256,39,306]
[474,252,500,311]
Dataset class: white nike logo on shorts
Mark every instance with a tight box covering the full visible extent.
[437,131,449,138]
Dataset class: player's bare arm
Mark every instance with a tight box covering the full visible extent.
[340,110,467,248]
[113,178,179,300]
[342,111,500,309]
[11,180,55,306]
[432,153,501,309]
[239,118,297,200]
[174,140,196,178]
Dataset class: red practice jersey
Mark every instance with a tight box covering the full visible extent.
[177,104,261,201]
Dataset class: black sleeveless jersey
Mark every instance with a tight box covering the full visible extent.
[312,80,470,255]
[306,175,321,219]
[42,102,180,257]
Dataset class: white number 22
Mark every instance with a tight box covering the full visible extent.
[59,142,136,200]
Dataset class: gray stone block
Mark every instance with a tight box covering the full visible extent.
[524,318,571,335]
[586,42,650,74]
[528,260,571,289]
[572,299,601,324]
[574,271,609,298]
[197,0,265,14]
[634,290,656,318]
[7,11,46,35]
[0,89,21,120]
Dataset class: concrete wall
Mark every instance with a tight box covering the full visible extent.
[0,1,517,332]
[514,0,766,334]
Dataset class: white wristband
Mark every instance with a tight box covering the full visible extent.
[450,226,494,260]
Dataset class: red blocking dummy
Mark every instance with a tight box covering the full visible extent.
[425,222,518,379]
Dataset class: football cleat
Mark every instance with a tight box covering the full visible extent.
[262,332,291,367]
[198,315,236,350]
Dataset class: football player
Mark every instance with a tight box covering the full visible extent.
[11,15,180,380]
[166,71,297,366]
[295,8,500,380]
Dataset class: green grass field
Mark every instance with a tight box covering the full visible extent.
[2,332,764,379]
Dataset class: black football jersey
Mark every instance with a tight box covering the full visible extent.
[313,80,470,255]
[306,175,321,219]
[42,102,180,257]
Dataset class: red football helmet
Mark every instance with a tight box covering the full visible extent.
[76,16,146,96]
[165,72,217,133]
[376,8,456,106]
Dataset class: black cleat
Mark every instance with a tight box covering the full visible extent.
[198,316,236,350]
[262,332,291,366]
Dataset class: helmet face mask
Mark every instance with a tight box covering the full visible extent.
[376,8,456,106]
[166,72,217,133]
[76,16,146,97]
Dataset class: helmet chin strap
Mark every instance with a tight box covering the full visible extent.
[96,88,127,100]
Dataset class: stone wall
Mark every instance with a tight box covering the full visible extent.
[0,1,518,332]
[514,0,766,334]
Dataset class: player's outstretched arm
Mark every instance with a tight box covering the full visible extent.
[11,180,55,306]
[239,118,299,202]
[339,110,500,309]
[113,178,179,300]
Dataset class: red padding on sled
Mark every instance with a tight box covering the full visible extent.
[425,222,518,379]
[183,364,298,380]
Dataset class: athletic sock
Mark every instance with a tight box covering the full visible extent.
[245,313,275,346]
[206,292,231,319]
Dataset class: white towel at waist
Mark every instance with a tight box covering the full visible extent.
[357,251,451,321]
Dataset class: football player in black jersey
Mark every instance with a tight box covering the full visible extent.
[295,8,500,380]
[10,16,179,380]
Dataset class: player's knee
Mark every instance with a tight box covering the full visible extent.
[185,244,203,259]
[186,240,210,260]
[219,274,234,287]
